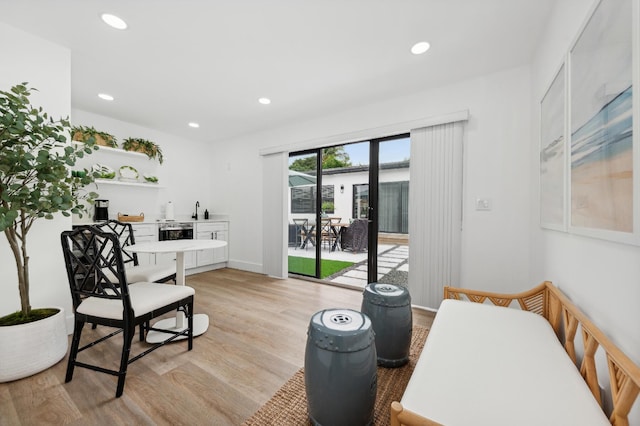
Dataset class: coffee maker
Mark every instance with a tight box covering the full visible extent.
[94,199,109,221]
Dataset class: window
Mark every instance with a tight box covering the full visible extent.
[353,184,369,219]
[353,181,409,233]
[291,185,334,214]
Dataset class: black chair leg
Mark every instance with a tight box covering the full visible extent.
[187,301,194,351]
[139,321,147,342]
[115,324,135,398]
[66,319,85,383]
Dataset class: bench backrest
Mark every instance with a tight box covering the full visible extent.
[444,281,640,426]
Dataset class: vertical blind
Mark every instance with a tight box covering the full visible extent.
[408,121,464,309]
[262,152,288,278]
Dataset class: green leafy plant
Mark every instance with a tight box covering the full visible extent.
[122,137,164,164]
[143,174,158,183]
[321,201,335,214]
[71,125,117,148]
[0,83,98,324]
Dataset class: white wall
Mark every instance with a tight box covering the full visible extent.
[71,109,214,222]
[212,65,533,290]
[531,0,640,361]
[530,0,640,419]
[0,24,73,325]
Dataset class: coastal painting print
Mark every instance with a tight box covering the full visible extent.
[570,0,633,234]
[540,64,566,230]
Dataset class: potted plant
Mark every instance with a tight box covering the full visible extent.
[71,125,118,148]
[122,137,164,164]
[0,83,98,381]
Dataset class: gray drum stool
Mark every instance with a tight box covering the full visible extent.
[361,283,412,367]
[304,308,377,426]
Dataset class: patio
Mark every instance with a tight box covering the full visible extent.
[288,237,409,288]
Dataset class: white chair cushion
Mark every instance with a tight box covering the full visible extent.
[76,283,195,320]
[124,264,176,283]
[102,264,176,284]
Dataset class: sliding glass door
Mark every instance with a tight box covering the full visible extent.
[287,151,319,278]
[371,136,410,286]
[287,135,410,288]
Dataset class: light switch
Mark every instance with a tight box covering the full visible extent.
[475,198,491,211]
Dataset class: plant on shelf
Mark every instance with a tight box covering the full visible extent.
[122,137,164,164]
[1,82,98,323]
[71,125,118,148]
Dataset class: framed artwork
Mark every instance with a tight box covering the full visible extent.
[540,63,566,231]
[569,0,635,243]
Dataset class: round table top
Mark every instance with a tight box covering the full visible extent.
[125,239,227,254]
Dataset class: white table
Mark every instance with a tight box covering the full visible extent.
[125,239,227,343]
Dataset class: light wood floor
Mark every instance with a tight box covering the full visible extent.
[0,269,434,425]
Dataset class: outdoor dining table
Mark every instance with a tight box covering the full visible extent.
[299,218,349,252]
[125,239,227,344]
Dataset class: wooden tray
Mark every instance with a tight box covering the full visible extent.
[118,212,145,222]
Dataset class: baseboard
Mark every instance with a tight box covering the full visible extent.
[227,259,263,274]
[186,263,226,275]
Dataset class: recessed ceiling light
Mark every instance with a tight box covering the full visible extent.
[101,13,127,30]
[258,97,271,105]
[188,122,200,128]
[411,41,431,55]
[98,93,114,101]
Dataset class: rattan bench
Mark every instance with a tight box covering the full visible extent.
[391,281,640,426]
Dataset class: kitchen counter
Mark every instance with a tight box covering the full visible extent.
[72,215,230,226]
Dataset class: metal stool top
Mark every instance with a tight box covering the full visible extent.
[363,283,411,307]
[307,309,374,353]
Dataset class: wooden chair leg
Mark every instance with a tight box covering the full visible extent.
[66,319,85,383]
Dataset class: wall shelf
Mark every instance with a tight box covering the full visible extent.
[73,142,149,159]
[94,179,165,189]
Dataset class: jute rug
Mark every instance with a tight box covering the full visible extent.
[243,325,429,426]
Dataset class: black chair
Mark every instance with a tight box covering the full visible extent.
[94,220,176,284]
[340,219,369,252]
[60,225,195,398]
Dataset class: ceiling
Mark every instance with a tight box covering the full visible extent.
[0,0,555,144]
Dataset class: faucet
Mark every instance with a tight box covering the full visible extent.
[192,201,200,220]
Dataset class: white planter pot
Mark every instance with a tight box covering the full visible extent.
[0,307,68,382]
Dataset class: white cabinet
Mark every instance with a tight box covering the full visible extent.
[156,250,196,270]
[195,222,228,266]
[130,223,157,266]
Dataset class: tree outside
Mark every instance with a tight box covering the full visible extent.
[289,147,351,172]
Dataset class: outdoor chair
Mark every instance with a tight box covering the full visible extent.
[340,219,368,252]
[319,218,336,250]
[95,220,176,284]
[292,218,309,249]
[60,226,195,398]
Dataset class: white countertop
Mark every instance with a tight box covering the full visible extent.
[73,215,230,226]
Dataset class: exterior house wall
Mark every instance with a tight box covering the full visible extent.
[288,166,408,225]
